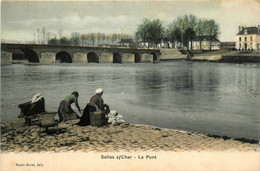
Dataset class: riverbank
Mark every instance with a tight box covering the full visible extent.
[190,49,260,62]
[159,49,260,62]
[1,118,260,153]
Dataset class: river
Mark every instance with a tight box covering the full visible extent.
[1,61,260,141]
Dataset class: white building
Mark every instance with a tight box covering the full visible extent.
[235,25,260,51]
[188,35,220,50]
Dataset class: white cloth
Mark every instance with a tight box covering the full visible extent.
[31,93,43,104]
[107,110,125,125]
[55,113,60,122]
[95,88,103,94]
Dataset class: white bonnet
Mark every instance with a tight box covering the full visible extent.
[31,93,43,103]
[95,88,103,94]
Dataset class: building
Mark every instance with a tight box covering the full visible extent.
[118,39,134,47]
[235,25,260,51]
[189,35,220,50]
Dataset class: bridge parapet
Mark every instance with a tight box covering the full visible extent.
[1,43,161,63]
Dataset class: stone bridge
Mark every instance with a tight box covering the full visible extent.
[1,43,161,64]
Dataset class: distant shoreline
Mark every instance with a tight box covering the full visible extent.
[160,49,260,63]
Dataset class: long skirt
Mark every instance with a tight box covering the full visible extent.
[77,104,96,126]
[58,100,75,121]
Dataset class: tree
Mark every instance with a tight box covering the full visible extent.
[168,15,198,48]
[105,34,111,44]
[58,30,63,40]
[46,32,51,44]
[70,32,80,46]
[96,33,102,45]
[166,15,220,50]
[184,27,196,50]
[80,34,87,46]
[135,18,164,48]
[101,33,106,44]
[166,24,182,48]
[41,27,46,44]
[37,28,40,44]
[112,34,117,44]
[60,36,71,46]
[48,37,59,45]
[89,33,95,46]
[136,18,150,42]
[194,19,206,50]
[204,19,219,50]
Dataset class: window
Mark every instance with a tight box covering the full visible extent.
[239,43,241,48]
[250,37,252,41]
[239,37,241,41]
[245,37,247,41]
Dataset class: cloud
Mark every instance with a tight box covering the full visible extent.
[2,13,140,41]
[2,1,260,42]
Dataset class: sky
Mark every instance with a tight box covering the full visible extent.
[1,0,260,42]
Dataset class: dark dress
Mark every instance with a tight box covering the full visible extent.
[77,94,104,126]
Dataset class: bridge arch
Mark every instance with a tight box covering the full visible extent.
[56,51,72,63]
[151,52,158,62]
[21,49,39,62]
[135,53,141,63]
[87,52,99,63]
[113,52,122,63]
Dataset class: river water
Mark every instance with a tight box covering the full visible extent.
[1,61,260,141]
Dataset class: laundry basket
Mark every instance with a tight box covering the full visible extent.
[38,113,59,136]
[90,111,107,127]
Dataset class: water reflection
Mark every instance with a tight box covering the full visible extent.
[135,62,221,113]
[1,61,260,140]
[237,64,260,97]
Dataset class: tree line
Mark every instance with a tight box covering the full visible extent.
[34,14,219,50]
[34,28,132,46]
[136,14,220,49]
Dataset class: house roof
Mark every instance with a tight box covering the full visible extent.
[237,27,259,35]
[193,35,220,42]
[118,39,134,43]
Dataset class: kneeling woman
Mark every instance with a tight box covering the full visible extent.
[77,88,109,126]
[57,91,81,122]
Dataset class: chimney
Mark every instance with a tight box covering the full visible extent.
[239,26,242,32]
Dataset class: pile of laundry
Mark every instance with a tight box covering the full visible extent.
[107,110,126,126]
